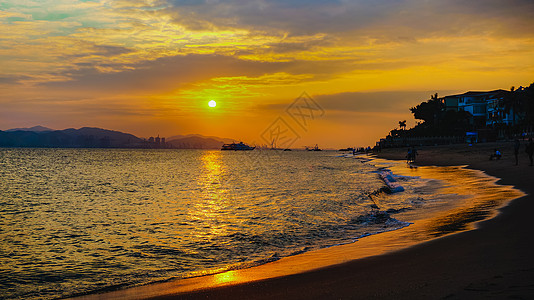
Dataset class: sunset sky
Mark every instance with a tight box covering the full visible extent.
[1,0,533,148]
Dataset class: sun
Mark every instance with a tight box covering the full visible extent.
[208,100,217,107]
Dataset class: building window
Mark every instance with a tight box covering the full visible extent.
[474,106,486,114]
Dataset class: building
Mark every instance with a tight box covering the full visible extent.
[443,95,459,112]
[441,89,510,128]
[457,91,491,128]
[486,96,516,127]
[145,135,168,148]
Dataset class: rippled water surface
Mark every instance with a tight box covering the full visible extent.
[1,149,450,299]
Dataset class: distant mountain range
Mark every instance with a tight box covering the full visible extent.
[167,136,226,149]
[167,134,235,144]
[0,126,239,149]
[5,125,54,132]
[0,127,141,148]
[166,134,236,149]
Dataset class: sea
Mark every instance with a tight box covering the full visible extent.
[0,148,516,299]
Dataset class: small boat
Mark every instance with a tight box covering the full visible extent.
[221,142,255,151]
[307,144,322,151]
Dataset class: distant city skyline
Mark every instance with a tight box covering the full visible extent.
[1,0,533,148]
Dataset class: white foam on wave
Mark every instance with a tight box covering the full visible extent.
[378,170,405,193]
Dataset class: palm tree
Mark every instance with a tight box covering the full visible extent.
[399,120,407,131]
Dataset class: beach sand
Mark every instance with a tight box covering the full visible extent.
[73,142,534,299]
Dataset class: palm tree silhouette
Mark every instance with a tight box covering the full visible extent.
[399,120,407,131]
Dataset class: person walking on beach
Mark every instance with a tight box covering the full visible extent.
[526,138,534,166]
[514,139,521,165]
[406,147,417,163]
[411,147,418,163]
[406,148,413,163]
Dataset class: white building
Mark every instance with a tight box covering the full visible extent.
[442,90,510,128]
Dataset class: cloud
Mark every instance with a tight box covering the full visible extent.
[3,0,532,88]
[43,54,293,92]
[259,90,459,114]
[315,91,449,113]
[157,0,534,38]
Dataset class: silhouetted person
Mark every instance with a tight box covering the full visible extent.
[526,138,534,166]
[514,139,521,165]
[406,147,417,163]
[490,149,502,160]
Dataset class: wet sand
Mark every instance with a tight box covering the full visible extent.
[73,142,534,299]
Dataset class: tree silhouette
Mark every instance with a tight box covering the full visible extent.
[524,83,534,127]
[503,86,520,126]
[399,120,407,130]
[503,83,534,130]
[410,93,443,126]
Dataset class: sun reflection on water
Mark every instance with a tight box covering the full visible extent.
[200,150,224,194]
[189,151,230,238]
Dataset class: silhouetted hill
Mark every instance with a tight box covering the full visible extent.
[0,127,141,148]
[6,125,54,132]
[0,126,246,149]
[167,136,225,149]
[167,134,235,144]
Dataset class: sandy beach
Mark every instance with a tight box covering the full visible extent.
[74,142,534,299]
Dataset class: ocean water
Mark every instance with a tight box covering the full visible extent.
[0,149,464,299]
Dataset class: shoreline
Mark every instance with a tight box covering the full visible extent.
[72,142,534,299]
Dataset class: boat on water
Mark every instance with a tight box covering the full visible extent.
[221,142,255,151]
[306,144,322,151]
